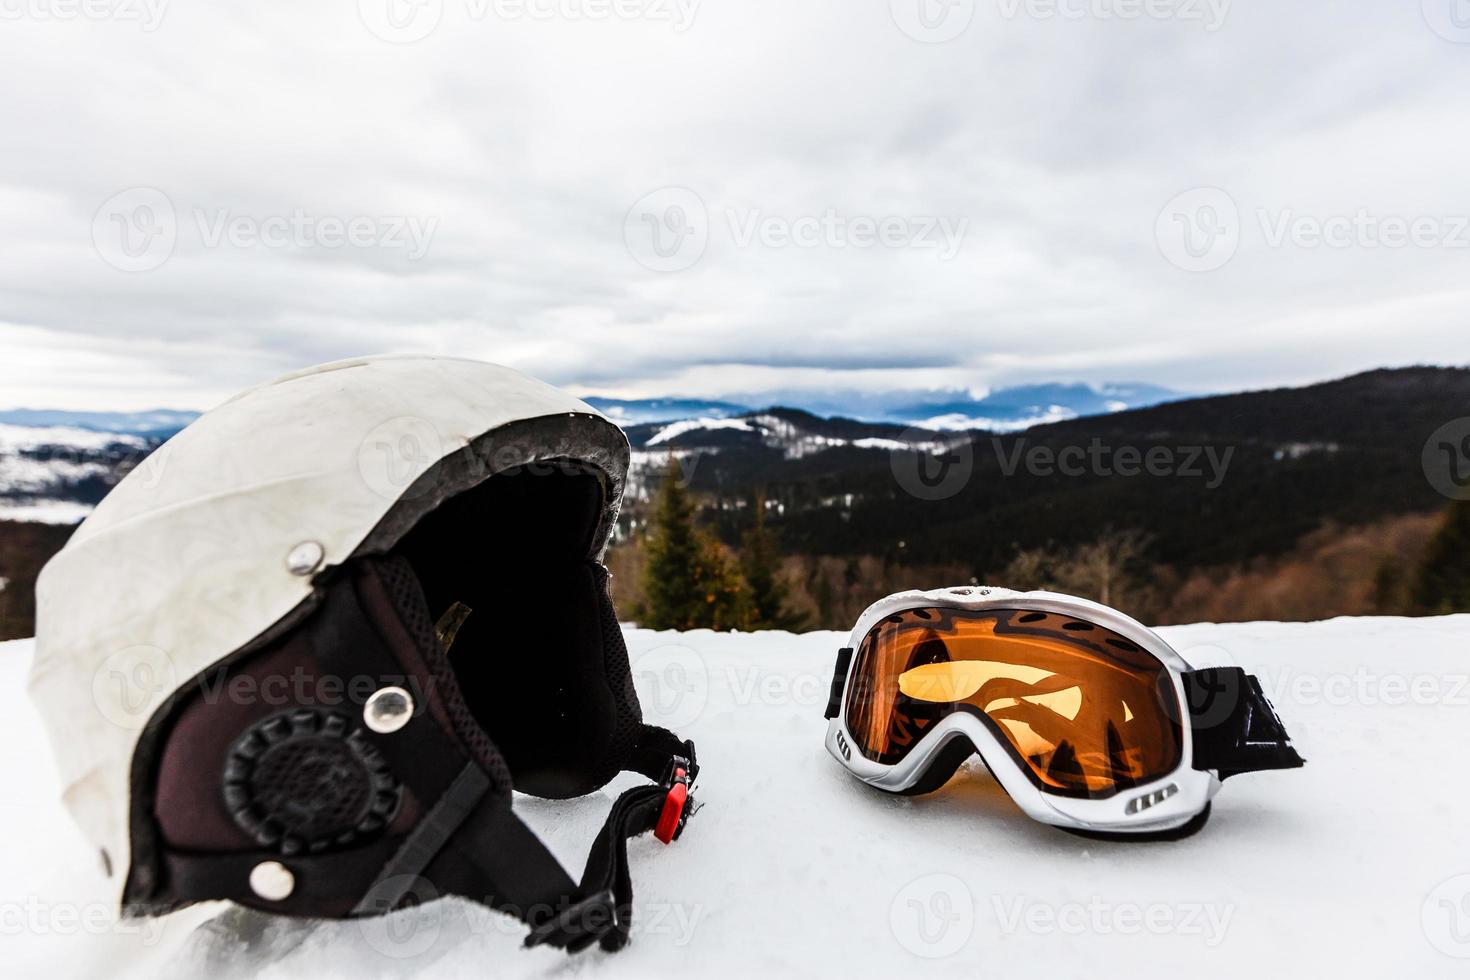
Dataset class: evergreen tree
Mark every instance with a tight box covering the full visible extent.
[694,534,750,631]
[639,456,707,629]
[638,456,751,630]
[1414,500,1470,614]
[740,493,803,630]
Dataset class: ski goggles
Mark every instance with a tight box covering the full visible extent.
[823,587,1304,838]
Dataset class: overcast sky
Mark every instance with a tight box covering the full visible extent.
[2,1,1468,411]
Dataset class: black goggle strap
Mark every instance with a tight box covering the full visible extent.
[824,647,855,720]
[354,724,699,955]
[1182,667,1305,780]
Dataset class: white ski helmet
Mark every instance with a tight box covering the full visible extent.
[30,355,699,953]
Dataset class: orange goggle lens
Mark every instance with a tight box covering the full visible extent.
[843,607,1183,799]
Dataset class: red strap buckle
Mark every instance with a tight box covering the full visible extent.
[653,765,691,844]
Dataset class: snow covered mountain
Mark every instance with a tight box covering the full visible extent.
[580,397,750,426]
[620,408,968,503]
[0,408,199,436]
[584,382,1183,429]
[0,382,1173,524]
[0,423,160,524]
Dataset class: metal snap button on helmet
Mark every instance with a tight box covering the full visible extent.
[364,686,414,734]
[249,861,295,901]
[286,541,325,576]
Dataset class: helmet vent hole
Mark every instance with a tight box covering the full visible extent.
[223,709,401,855]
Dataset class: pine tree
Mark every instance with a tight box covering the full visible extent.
[740,493,803,630]
[1414,500,1470,614]
[694,534,750,631]
[639,456,707,630]
[638,456,751,630]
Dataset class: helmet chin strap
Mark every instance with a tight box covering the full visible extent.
[356,725,698,954]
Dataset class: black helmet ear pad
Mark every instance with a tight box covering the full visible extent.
[389,462,643,800]
[136,556,513,915]
[376,550,642,800]
[433,563,639,798]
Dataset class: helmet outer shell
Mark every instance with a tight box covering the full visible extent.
[29,355,629,905]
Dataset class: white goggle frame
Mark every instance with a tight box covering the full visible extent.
[825,587,1221,835]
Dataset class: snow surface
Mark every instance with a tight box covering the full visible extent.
[5,616,1470,978]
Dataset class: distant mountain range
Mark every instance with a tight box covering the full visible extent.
[649,367,1469,576]
[585,381,1184,430]
[0,367,1463,637]
[0,408,200,437]
[0,381,1187,523]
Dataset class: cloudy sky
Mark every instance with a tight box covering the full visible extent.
[2,1,1468,411]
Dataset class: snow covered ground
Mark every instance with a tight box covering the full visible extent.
[5,615,1470,978]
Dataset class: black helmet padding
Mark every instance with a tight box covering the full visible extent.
[394,464,639,798]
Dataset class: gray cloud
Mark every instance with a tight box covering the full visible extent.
[1,0,1468,410]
